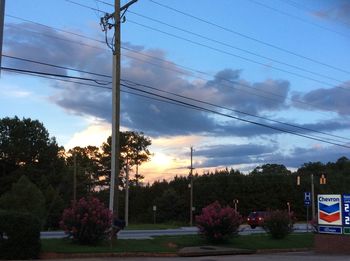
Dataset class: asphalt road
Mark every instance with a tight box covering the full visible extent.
[41,223,312,239]
[38,252,350,261]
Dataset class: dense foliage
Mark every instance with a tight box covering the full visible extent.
[196,201,242,242]
[2,116,350,228]
[60,197,112,245]
[263,210,295,239]
[0,210,41,259]
[0,175,46,224]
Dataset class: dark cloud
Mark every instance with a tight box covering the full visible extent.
[195,142,350,171]
[205,70,290,114]
[291,83,350,115]
[194,143,276,168]
[312,1,350,27]
[259,145,350,169]
[4,22,350,141]
[4,22,111,79]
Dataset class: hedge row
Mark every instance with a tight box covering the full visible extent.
[0,210,41,259]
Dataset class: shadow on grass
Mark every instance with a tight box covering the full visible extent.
[41,233,314,254]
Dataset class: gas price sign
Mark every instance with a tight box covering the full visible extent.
[343,194,350,227]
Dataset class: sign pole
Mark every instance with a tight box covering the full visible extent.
[306,206,309,233]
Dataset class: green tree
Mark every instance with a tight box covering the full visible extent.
[100,132,152,186]
[66,146,104,197]
[0,175,46,224]
[251,164,291,175]
[0,116,66,195]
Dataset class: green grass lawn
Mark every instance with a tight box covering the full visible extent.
[125,222,186,230]
[41,233,314,254]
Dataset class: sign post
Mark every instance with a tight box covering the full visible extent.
[304,192,311,232]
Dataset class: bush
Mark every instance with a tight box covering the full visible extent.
[60,197,112,245]
[0,175,46,225]
[195,201,242,243]
[0,210,41,259]
[263,210,295,239]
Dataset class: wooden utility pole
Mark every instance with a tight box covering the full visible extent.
[109,0,121,216]
[189,147,194,226]
[125,159,129,226]
[102,0,138,217]
[73,152,77,202]
[0,0,5,75]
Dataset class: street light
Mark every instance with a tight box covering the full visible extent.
[233,199,239,212]
[153,205,157,224]
[287,202,291,216]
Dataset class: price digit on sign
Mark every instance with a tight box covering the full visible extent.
[346,216,350,225]
[345,203,350,212]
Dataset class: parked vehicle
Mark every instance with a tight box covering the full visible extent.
[247,211,267,229]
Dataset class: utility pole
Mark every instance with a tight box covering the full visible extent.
[0,0,5,76]
[101,0,138,217]
[124,158,129,227]
[311,174,315,219]
[189,147,194,226]
[73,152,77,202]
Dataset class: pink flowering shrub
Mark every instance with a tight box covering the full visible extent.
[195,201,242,242]
[263,210,296,239]
[60,197,112,245]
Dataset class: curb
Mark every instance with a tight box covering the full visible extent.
[40,252,177,259]
[256,248,312,254]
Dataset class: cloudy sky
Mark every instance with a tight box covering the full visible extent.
[1,0,350,182]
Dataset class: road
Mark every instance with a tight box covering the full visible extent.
[38,252,350,261]
[41,223,312,239]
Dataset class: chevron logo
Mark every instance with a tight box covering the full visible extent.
[318,194,342,226]
[319,202,340,214]
[319,211,340,223]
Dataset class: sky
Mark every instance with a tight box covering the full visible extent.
[1,0,350,182]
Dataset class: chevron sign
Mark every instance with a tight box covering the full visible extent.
[318,194,342,226]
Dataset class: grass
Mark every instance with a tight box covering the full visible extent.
[125,223,185,230]
[41,233,314,254]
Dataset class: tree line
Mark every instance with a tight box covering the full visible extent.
[1,116,350,228]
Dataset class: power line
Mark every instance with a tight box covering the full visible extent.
[127,10,345,86]
[5,13,348,114]
[121,83,350,149]
[3,54,111,78]
[1,66,111,85]
[6,14,106,44]
[127,19,346,90]
[122,78,350,142]
[248,0,350,39]
[2,65,350,148]
[148,0,350,75]
[280,0,350,28]
[65,0,106,13]
[2,51,338,117]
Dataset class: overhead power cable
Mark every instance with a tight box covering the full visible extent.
[121,78,350,142]
[1,47,344,116]
[148,0,350,75]
[1,66,111,85]
[3,54,111,78]
[127,19,346,90]
[1,52,338,118]
[5,12,349,114]
[6,14,106,44]
[248,0,350,39]
[65,0,105,13]
[2,65,350,148]
[279,0,350,28]
[121,83,350,149]
[127,10,345,86]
